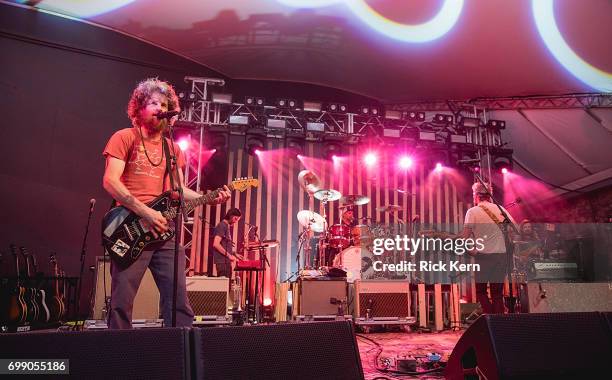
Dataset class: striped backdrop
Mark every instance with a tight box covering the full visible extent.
[188,135,475,301]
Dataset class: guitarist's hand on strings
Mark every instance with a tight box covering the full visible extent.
[142,207,168,238]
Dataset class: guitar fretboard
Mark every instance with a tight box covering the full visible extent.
[161,183,236,220]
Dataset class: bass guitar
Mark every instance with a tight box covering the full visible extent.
[102,178,258,268]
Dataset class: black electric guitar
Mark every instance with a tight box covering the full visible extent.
[102,178,259,268]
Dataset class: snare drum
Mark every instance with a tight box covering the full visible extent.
[328,224,350,249]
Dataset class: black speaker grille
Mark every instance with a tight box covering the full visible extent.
[358,293,409,318]
[0,328,189,379]
[188,290,227,316]
[487,312,612,378]
[193,321,364,380]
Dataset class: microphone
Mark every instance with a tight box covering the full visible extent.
[89,198,96,213]
[505,197,522,208]
[155,110,180,119]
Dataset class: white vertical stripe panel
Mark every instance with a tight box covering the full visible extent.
[285,157,294,281]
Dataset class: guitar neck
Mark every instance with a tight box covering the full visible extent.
[162,184,235,220]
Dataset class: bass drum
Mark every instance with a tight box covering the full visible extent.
[332,246,374,283]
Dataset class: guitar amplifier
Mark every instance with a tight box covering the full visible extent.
[92,256,160,320]
[294,278,347,317]
[354,280,411,319]
[529,261,579,281]
[186,276,229,317]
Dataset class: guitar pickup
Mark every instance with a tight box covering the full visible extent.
[123,224,134,241]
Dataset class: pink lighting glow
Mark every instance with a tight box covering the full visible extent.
[364,152,378,166]
[399,156,413,169]
[177,138,189,152]
[435,162,443,172]
[501,167,509,174]
[263,298,273,307]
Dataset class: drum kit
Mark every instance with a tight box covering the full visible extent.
[295,170,405,282]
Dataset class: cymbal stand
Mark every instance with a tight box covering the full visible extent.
[319,197,330,268]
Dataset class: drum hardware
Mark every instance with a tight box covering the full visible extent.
[340,194,370,206]
[296,210,326,271]
[314,189,341,202]
[377,204,405,225]
[298,170,321,194]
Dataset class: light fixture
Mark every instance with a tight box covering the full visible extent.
[306,122,325,132]
[286,137,305,157]
[486,120,506,129]
[323,142,342,160]
[384,110,402,120]
[406,111,426,122]
[303,101,322,112]
[211,93,232,104]
[229,115,249,125]
[433,114,454,124]
[459,117,480,128]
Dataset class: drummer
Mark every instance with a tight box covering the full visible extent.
[341,206,361,246]
[341,206,357,229]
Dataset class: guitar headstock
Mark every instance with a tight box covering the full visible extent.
[231,177,259,192]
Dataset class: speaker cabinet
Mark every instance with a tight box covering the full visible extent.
[445,312,612,379]
[192,321,364,380]
[186,276,228,317]
[0,328,191,379]
[294,278,347,316]
[92,256,159,320]
[354,280,410,318]
[524,282,612,313]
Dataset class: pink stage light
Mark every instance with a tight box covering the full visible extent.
[254,148,262,156]
[501,167,509,174]
[263,298,273,307]
[177,138,190,152]
[435,162,443,172]
[364,152,377,166]
[399,156,413,169]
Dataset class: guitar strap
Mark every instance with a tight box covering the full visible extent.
[162,137,177,192]
[478,204,502,226]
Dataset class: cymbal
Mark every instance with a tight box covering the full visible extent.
[377,205,403,213]
[298,170,321,194]
[314,189,341,202]
[340,194,370,206]
[246,239,279,250]
[296,210,326,232]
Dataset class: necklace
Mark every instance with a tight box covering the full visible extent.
[137,126,164,167]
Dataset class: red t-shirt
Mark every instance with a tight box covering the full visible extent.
[103,127,186,204]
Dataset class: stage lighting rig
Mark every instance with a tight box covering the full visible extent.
[486,120,506,129]
[432,114,454,125]
[406,111,426,122]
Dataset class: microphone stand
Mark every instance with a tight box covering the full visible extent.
[165,122,185,328]
[75,200,95,325]
[472,171,521,313]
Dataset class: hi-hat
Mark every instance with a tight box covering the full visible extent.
[340,194,370,206]
[314,189,341,202]
[296,210,326,232]
[377,205,403,213]
[298,170,321,194]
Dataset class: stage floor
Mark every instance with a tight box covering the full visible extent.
[356,329,463,379]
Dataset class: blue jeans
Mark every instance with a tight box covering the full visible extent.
[108,239,194,329]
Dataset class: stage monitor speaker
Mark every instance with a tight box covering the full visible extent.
[445,312,612,380]
[186,276,228,317]
[524,282,612,313]
[92,256,159,320]
[295,278,347,316]
[0,327,191,379]
[354,280,410,318]
[192,320,364,380]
